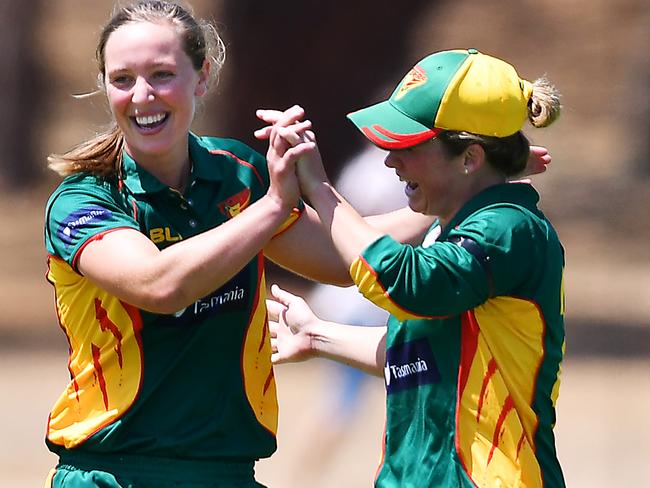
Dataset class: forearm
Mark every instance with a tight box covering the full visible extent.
[155,195,290,308]
[366,207,434,246]
[82,194,290,314]
[310,321,387,376]
[307,181,384,267]
[265,206,353,286]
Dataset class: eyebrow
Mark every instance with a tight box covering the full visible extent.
[106,60,177,73]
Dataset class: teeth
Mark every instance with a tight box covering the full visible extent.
[135,113,166,126]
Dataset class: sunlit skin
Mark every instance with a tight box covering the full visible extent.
[384,139,504,226]
[103,21,209,190]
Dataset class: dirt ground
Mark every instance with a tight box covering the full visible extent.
[1,348,649,488]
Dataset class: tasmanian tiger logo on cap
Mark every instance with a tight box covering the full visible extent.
[218,188,251,218]
[395,65,428,100]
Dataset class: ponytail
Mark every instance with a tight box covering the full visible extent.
[528,77,561,128]
[47,125,124,177]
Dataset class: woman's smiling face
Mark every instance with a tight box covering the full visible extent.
[103,20,208,165]
[384,138,465,219]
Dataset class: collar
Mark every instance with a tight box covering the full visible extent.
[121,133,225,195]
[439,183,541,240]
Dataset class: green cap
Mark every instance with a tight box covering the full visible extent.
[347,49,533,149]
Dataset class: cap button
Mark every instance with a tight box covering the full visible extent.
[467,48,478,54]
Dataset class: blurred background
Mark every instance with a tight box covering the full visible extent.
[1,0,649,486]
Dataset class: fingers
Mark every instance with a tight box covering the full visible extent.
[256,106,304,124]
[303,130,316,143]
[254,125,272,140]
[530,145,550,162]
[270,284,297,306]
[284,141,317,163]
[258,105,305,128]
[266,298,285,322]
[530,145,551,171]
[255,105,308,140]
[276,120,312,144]
[256,109,285,124]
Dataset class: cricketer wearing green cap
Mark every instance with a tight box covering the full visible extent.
[267,48,565,487]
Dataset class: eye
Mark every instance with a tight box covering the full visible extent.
[152,70,175,81]
[109,74,133,88]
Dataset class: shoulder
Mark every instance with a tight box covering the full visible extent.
[459,204,542,240]
[47,173,118,210]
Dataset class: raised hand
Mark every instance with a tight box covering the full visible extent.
[267,284,319,364]
[257,105,332,200]
[262,106,312,210]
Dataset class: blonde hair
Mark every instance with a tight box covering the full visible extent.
[438,76,562,177]
[48,0,226,177]
[528,76,561,128]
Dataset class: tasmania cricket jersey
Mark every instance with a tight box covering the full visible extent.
[44,133,301,461]
[350,183,566,487]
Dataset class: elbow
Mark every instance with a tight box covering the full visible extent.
[327,275,354,287]
[132,284,194,315]
[309,268,354,287]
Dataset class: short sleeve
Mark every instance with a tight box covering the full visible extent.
[45,179,140,268]
[349,205,541,321]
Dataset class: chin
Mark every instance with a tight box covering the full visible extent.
[407,200,425,215]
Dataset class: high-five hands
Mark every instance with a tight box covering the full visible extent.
[256,106,330,198]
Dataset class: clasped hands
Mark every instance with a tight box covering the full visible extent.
[255,105,329,207]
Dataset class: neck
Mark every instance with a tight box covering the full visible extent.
[125,139,192,191]
[160,159,191,192]
[438,175,506,228]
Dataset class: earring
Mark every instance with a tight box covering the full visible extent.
[464,168,469,174]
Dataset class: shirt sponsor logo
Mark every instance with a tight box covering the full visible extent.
[161,269,249,326]
[57,205,112,246]
[191,284,245,316]
[149,227,182,244]
[384,338,441,394]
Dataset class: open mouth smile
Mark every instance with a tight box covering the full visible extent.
[398,174,419,194]
[132,112,169,131]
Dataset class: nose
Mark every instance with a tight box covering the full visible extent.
[132,76,154,105]
[384,151,400,169]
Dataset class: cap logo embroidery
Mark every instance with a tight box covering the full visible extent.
[218,188,251,218]
[395,65,427,100]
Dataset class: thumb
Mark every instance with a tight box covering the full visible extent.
[270,284,299,306]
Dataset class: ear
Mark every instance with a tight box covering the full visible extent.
[195,59,211,97]
[462,143,486,174]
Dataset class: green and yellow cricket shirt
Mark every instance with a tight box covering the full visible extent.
[44,133,301,463]
[350,183,566,487]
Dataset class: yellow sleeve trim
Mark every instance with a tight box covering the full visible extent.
[349,256,430,322]
[273,206,302,238]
